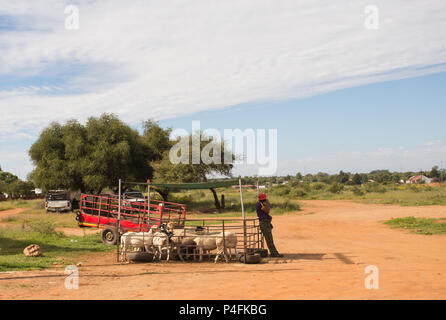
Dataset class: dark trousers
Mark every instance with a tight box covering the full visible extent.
[259,219,279,255]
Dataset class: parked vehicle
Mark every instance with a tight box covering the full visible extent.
[123,191,145,202]
[45,190,72,213]
[76,193,186,245]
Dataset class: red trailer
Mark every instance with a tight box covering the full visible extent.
[76,193,186,245]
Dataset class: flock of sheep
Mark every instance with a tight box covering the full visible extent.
[120,222,238,263]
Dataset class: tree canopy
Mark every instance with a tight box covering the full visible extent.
[0,168,34,198]
[29,114,155,193]
[28,115,236,204]
[150,130,235,208]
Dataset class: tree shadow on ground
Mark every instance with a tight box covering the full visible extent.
[281,253,326,261]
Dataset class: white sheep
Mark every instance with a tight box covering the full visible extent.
[193,234,217,262]
[152,224,173,261]
[193,231,238,263]
[215,231,238,263]
[169,231,196,261]
[120,226,160,261]
[152,232,172,261]
[167,223,221,261]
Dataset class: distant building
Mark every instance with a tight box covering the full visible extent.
[407,175,432,184]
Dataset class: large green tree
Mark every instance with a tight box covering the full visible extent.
[151,130,235,209]
[142,119,172,160]
[430,166,440,179]
[29,114,155,193]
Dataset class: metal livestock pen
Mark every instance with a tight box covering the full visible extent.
[115,179,266,263]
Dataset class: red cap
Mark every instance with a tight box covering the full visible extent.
[258,193,267,200]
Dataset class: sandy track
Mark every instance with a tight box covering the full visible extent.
[0,208,98,236]
[1,200,445,300]
[0,208,25,220]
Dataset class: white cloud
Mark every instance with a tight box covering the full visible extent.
[1,0,446,179]
[0,150,33,179]
[0,0,445,141]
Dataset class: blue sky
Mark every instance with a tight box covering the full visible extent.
[1,1,446,179]
[157,71,446,176]
[2,71,446,179]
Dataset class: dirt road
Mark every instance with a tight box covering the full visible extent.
[1,200,445,300]
[0,208,99,236]
[0,208,25,220]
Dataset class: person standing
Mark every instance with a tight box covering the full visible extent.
[256,193,283,258]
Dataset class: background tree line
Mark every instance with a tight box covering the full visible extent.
[1,113,444,203]
[241,166,445,187]
[0,167,35,199]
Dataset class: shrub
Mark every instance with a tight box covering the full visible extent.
[364,183,387,193]
[27,220,63,237]
[171,194,192,203]
[301,183,312,193]
[311,182,325,191]
[289,188,307,198]
[407,184,420,193]
[329,183,344,194]
[271,200,300,213]
[270,186,291,196]
[288,180,300,188]
[352,186,364,196]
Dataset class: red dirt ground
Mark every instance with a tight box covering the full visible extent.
[1,200,445,300]
[0,208,25,219]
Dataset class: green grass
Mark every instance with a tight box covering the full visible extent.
[0,225,113,272]
[2,210,79,228]
[1,199,79,229]
[0,199,43,212]
[0,199,111,272]
[269,183,446,207]
[170,189,301,216]
[384,217,446,235]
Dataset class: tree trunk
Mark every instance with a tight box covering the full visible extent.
[210,188,221,211]
[221,194,225,208]
[153,188,169,202]
[161,192,169,202]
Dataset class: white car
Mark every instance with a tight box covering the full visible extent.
[45,191,72,213]
[123,191,146,203]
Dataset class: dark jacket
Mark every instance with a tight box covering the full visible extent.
[256,200,272,221]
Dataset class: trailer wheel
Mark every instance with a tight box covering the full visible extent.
[101,228,118,245]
